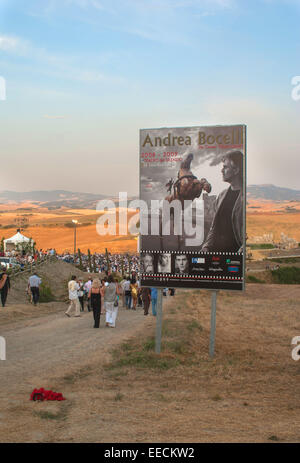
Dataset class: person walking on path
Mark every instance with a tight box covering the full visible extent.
[0,267,10,307]
[151,287,158,316]
[28,273,42,306]
[104,275,120,328]
[123,277,131,309]
[119,276,127,307]
[65,276,81,318]
[84,278,93,312]
[89,278,102,328]
[78,279,85,312]
[100,280,106,315]
[141,287,151,316]
[130,278,138,310]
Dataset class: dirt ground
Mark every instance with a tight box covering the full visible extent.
[0,283,300,443]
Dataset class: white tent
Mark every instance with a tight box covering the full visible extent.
[4,230,32,252]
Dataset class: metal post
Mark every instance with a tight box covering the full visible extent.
[209,290,218,358]
[155,288,163,354]
[74,224,77,257]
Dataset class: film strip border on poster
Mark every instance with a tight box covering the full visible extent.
[140,251,244,291]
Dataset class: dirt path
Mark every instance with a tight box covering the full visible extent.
[0,302,153,395]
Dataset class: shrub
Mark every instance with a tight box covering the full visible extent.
[248,243,275,249]
[246,275,265,284]
[271,266,300,284]
[39,282,55,302]
[269,257,300,264]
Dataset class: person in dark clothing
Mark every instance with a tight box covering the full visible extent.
[89,278,101,328]
[78,279,85,312]
[141,287,151,316]
[0,268,10,307]
[123,277,132,309]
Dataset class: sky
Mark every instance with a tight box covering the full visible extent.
[0,0,300,196]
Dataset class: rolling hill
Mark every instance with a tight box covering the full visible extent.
[247,184,300,201]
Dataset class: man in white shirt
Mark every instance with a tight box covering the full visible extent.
[28,273,42,306]
[65,276,81,317]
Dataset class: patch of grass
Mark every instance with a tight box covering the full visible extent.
[34,403,69,421]
[108,370,128,379]
[106,312,200,374]
[248,243,275,249]
[160,383,169,389]
[246,275,265,284]
[268,435,280,442]
[114,393,124,402]
[211,394,222,401]
[120,341,136,353]
[63,367,92,384]
[143,337,155,352]
[39,282,55,302]
[107,350,180,371]
[162,319,184,337]
[154,393,170,402]
[187,320,203,332]
[271,266,300,284]
[165,340,187,355]
[269,257,300,264]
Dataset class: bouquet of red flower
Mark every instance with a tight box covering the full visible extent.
[30,388,66,401]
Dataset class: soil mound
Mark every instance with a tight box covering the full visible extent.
[8,259,89,304]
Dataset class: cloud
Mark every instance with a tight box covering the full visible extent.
[0,35,24,52]
[22,0,235,45]
[0,33,124,84]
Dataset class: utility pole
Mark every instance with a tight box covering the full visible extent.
[72,220,78,257]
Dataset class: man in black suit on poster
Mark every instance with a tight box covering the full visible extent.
[201,150,243,253]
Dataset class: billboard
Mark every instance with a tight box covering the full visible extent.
[139,124,246,291]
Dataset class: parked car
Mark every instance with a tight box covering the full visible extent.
[0,257,21,269]
[62,255,74,264]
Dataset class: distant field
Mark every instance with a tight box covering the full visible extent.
[0,204,138,253]
[0,199,299,253]
[247,199,300,242]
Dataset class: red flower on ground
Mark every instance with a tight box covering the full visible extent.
[30,388,66,401]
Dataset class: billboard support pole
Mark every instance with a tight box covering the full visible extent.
[209,290,218,358]
[155,288,163,354]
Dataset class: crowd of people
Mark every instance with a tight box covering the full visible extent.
[0,248,57,270]
[56,251,140,275]
[0,249,176,332]
[65,273,176,329]
[1,247,140,275]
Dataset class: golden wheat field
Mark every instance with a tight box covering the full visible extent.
[247,200,300,242]
[0,204,138,253]
[0,199,299,252]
